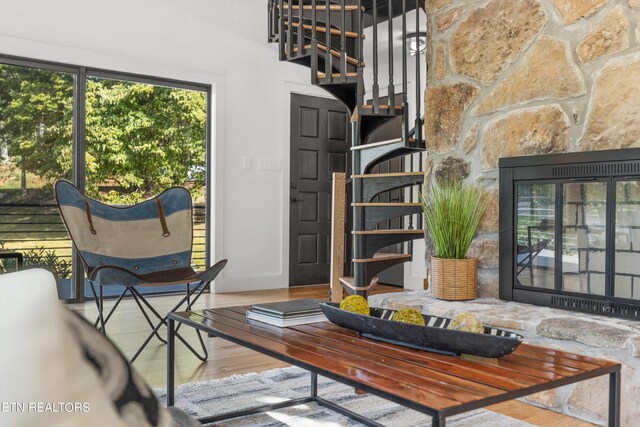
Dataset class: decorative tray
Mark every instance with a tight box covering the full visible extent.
[319,302,523,358]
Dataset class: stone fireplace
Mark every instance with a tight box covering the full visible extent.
[499,149,640,320]
[367,1,640,425]
[422,0,640,299]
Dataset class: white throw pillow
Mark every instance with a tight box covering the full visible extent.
[0,268,126,426]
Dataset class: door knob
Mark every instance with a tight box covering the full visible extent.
[290,196,304,203]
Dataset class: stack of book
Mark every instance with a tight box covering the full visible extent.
[246,299,327,327]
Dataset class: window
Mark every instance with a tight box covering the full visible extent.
[0,62,75,298]
[0,56,211,302]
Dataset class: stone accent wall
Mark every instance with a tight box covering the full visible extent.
[424,0,640,297]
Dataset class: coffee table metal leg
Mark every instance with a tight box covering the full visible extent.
[609,371,621,427]
[167,318,175,407]
[310,372,318,398]
[432,415,446,427]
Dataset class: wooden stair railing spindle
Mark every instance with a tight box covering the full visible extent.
[272,0,280,42]
[287,0,294,58]
[298,0,304,55]
[340,0,347,77]
[278,0,286,61]
[311,0,318,84]
[357,0,364,108]
[387,0,395,109]
[415,0,422,143]
[401,0,409,139]
[356,0,363,67]
[372,0,380,113]
[325,0,332,79]
[268,0,273,42]
[273,0,279,40]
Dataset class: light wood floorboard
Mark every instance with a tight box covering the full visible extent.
[70,284,594,427]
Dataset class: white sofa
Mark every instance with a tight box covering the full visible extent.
[0,268,197,427]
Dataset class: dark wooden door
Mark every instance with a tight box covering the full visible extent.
[290,94,350,285]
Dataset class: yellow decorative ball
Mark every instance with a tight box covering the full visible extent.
[448,312,484,333]
[339,295,370,316]
[391,308,426,326]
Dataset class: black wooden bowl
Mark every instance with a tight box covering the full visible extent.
[320,302,523,358]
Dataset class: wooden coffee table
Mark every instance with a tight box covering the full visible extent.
[167,305,621,427]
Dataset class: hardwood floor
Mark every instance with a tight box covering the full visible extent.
[70,284,594,427]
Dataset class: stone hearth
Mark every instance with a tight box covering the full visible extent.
[368,292,640,427]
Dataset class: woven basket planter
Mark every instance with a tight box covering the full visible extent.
[431,257,478,301]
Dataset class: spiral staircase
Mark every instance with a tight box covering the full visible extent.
[268,0,427,298]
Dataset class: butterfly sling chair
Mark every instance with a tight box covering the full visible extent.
[55,180,227,363]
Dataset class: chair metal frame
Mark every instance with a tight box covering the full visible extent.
[88,273,222,363]
[55,180,227,363]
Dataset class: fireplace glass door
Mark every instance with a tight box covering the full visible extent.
[562,181,607,296]
[516,179,640,299]
[516,183,556,289]
[500,149,640,319]
[615,179,640,301]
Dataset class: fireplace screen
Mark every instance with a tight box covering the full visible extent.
[500,149,640,319]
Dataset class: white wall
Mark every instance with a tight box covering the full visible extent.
[0,0,326,292]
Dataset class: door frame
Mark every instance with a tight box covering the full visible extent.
[281,82,339,287]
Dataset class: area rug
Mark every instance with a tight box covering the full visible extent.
[156,366,533,426]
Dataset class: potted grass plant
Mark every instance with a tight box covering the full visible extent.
[419,180,488,301]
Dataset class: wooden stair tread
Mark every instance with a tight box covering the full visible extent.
[339,276,354,287]
[353,229,424,235]
[292,44,363,66]
[350,138,403,151]
[285,21,363,38]
[352,202,421,207]
[353,253,412,263]
[339,276,379,291]
[317,71,359,78]
[352,171,424,179]
[280,4,364,11]
[351,137,425,151]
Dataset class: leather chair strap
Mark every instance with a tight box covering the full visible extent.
[82,195,97,235]
[155,198,171,237]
